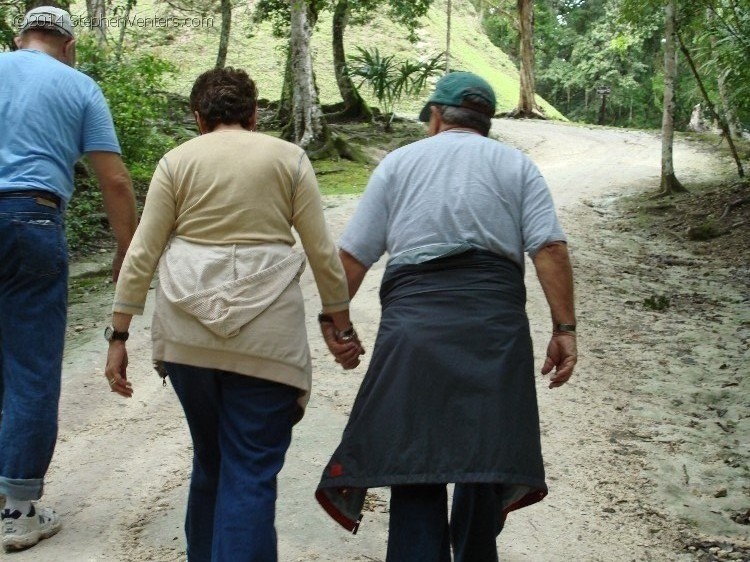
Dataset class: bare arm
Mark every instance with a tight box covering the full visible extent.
[532,242,577,388]
[340,249,369,299]
[86,151,137,281]
[104,311,134,398]
[532,242,576,328]
[318,250,370,369]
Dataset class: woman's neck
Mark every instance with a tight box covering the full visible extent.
[211,123,250,133]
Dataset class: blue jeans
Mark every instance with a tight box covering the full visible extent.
[165,363,299,562]
[0,195,67,501]
[386,483,505,562]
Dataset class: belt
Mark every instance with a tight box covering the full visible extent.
[0,190,62,209]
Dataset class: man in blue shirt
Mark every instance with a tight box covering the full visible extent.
[0,6,137,552]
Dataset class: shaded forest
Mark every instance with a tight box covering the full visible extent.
[1,0,748,242]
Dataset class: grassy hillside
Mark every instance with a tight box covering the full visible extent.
[73,0,561,119]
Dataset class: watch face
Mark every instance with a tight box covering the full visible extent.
[105,327,129,341]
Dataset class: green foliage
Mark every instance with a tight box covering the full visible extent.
[65,36,178,252]
[76,35,178,180]
[66,178,106,253]
[345,0,433,41]
[480,0,678,128]
[383,0,432,41]
[643,294,671,311]
[550,0,667,127]
[678,0,750,132]
[313,121,424,194]
[253,0,433,42]
[686,219,723,241]
[0,2,22,51]
[313,158,374,195]
[253,0,293,38]
[481,10,518,62]
[346,47,444,128]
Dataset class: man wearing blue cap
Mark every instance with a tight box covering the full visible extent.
[316,71,577,561]
[0,6,136,552]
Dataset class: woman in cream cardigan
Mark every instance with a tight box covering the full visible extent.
[104,67,363,561]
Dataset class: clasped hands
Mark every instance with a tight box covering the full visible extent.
[319,317,365,370]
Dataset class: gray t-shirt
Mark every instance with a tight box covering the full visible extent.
[340,129,566,269]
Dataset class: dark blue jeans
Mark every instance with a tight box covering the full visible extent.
[386,483,505,562]
[0,195,67,501]
[165,363,299,562]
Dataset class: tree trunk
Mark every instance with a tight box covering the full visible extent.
[598,93,607,125]
[331,0,373,121]
[446,0,452,72]
[660,0,687,195]
[289,0,336,157]
[85,0,107,46]
[278,49,294,134]
[511,0,545,119]
[114,0,135,63]
[215,0,232,69]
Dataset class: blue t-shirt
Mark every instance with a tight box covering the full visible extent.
[339,129,566,270]
[0,49,121,202]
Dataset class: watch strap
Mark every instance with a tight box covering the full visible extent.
[318,313,334,324]
[105,326,129,342]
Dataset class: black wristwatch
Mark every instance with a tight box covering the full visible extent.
[318,313,334,324]
[104,326,129,342]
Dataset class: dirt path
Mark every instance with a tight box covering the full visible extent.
[13,120,748,561]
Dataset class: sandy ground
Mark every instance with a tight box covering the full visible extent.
[9,120,749,561]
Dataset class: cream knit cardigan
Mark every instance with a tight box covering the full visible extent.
[113,130,350,415]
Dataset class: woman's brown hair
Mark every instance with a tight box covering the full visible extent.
[189,67,258,132]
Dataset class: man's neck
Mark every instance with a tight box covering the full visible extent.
[439,125,481,135]
[18,41,64,64]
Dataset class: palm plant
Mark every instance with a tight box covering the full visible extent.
[347,47,445,130]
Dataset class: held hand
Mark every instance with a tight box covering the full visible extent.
[105,342,133,397]
[541,333,577,389]
[335,331,365,370]
[320,322,365,370]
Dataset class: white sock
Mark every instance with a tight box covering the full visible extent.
[4,498,32,516]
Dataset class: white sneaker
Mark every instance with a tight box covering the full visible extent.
[2,505,62,552]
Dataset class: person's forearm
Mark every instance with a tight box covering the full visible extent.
[101,175,137,254]
[532,242,576,329]
[87,151,137,253]
[112,311,133,332]
[326,310,352,331]
[340,250,368,299]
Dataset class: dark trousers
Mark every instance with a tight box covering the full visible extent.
[386,483,505,562]
[166,362,299,562]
